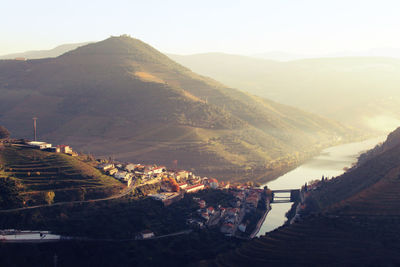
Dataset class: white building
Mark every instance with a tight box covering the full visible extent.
[114,171,133,181]
[97,163,115,172]
[125,163,137,172]
[27,141,52,150]
[139,230,155,239]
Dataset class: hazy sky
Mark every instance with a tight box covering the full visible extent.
[2,0,400,55]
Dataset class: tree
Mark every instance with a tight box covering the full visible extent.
[44,191,55,205]
[0,126,10,139]
[168,177,180,192]
[0,178,23,208]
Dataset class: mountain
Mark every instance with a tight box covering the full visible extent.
[252,47,400,61]
[211,127,400,266]
[0,42,91,60]
[169,53,400,133]
[0,36,357,182]
[251,51,307,61]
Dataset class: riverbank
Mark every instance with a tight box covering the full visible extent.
[257,136,386,236]
[249,199,271,238]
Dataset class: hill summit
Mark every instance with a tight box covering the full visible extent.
[0,35,357,182]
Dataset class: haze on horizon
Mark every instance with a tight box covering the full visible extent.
[2,0,400,57]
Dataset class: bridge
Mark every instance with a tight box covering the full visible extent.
[271,189,300,203]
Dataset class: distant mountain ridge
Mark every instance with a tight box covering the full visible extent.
[0,36,357,182]
[169,52,400,133]
[252,47,400,61]
[0,42,91,59]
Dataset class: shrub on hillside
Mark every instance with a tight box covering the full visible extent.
[0,178,23,209]
[0,126,10,139]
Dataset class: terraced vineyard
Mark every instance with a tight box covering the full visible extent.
[212,215,400,266]
[0,145,123,205]
[206,138,400,266]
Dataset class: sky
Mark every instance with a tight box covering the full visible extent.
[2,0,400,56]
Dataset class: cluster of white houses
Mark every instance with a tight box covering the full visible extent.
[25,141,77,156]
[96,161,210,194]
[95,159,237,208]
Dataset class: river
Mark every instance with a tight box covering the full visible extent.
[257,136,386,236]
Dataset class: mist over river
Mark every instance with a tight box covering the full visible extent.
[258,136,386,236]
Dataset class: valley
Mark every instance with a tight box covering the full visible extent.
[0,124,397,267]
[3,2,400,267]
[0,36,360,183]
[209,128,400,266]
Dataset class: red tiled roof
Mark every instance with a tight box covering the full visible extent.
[186,184,204,190]
[209,178,218,183]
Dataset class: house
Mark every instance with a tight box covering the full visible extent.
[207,206,215,215]
[185,184,204,193]
[138,230,155,239]
[209,178,219,189]
[45,147,61,153]
[148,192,183,206]
[238,223,247,232]
[220,223,235,235]
[233,191,245,201]
[125,163,138,172]
[97,163,115,172]
[220,207,226,215]
[246,191,260,209]
[246,197,259,209]
[198,200,206,209]
[26,141,52,150]
[187,219,204,229]
[175,170,192,181]
[57,145,72,154]
[220,182,230,189]
[225,214,237,224]
[226,208,239,216]
[114,171,133,181]
[143,165,156,175]
[152,166,165,175]
[178,182,188,189]
[126,177,133,187]
[135,164,145,173]
[107,168,118,176]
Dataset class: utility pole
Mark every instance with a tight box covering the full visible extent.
[53,254,58,267]
[33,117,37,141]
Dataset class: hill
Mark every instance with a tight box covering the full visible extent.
[169,53,400,133]
[207,127,400,266]
[0,144,123,207]
[0,42,91,60]
[0,35,357,182]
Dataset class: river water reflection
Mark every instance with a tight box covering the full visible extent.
[257,136,386,236]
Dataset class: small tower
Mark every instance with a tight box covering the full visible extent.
[33,117,38,141]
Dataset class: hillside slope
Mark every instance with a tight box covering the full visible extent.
[170,53,400,133]
[209,127,400,266]
[0,145,123,207]
[0,36,357,182]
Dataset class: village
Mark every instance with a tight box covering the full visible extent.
[95,160,271,239]
[188,187,270,238]
[10,139,272,239]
